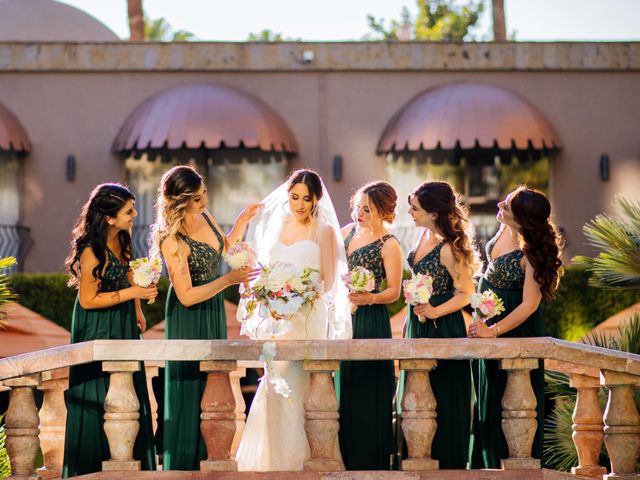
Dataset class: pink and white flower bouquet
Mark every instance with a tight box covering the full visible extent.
[223,241,257,270]
[470,290,505,322]
[342,266,375,313]
[129,257,162,304]
[403,273,434,324]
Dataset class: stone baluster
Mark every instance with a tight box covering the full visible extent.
[303,360,342,471]
[4,374,41,480]
[102,361,141,472]
[500,358,540,469]
[600,370,640,479]
[37,369,69,479]
[143,364,160,435]
[399,359,438,471]
[570,373,607,478]
[199,360,237,472]
[229,366,247,457]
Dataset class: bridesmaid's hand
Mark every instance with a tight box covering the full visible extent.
[129,285,158,301]
[348,292,374,306]
[138,316,147,332]
[225,266,261,286]
[467,321,495,338]
[414,303,438,319]
[236,203,263,226]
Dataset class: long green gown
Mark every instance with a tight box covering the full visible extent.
[62,248,156,478]
[469,232,545,469]
[338,228,396,471]
[162,214,227,471]
[403,242,471,469]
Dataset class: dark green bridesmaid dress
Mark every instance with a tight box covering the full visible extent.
[62,248,156,478]
[338,227,396,471]
[162,214,227,471]
[469,232,545,469]
[404,242,472,469]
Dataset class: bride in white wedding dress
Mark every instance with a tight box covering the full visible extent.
[236,170,351,471]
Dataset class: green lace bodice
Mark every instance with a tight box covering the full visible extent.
[408,242,454,296]
[177,214,225,285]
[483,230,525,289]
[100,248,131,292]
[344,227,395,290]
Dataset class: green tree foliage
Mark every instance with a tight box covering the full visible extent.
[0,418,10,478]
[145,16,196,41]
[365,0,484,41]
[574,195,640,289]
[0,257,17,329]
[246,29,301,42]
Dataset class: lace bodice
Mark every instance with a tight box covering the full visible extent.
[408,243,454,296]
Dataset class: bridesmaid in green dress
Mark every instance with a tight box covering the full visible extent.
[468,187,563,468]
[338,181,403,470]
[150,166,260,471]
[404,181,480,469]
[62,183,158,477]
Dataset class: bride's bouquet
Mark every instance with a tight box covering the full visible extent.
[342,266,375,313]
[470,290,505,323]
[403,273,434,325]
[241,261,323,398]
[129,257,163,304]
[223,241,257,270]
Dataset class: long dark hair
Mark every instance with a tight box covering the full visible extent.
[510,186,564,302]
[411,181,481,278]
[66,183,135,289]
[287,169,324,213]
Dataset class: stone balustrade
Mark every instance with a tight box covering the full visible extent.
[0,337,639,479]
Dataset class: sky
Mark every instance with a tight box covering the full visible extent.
[57,0,640,42]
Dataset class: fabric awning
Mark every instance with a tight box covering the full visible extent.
[0,303,69,357]
[0,102,31,153]
[377,82,561,154]
[112,83,298,155]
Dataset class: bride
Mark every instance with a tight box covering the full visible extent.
[236,169,351,471]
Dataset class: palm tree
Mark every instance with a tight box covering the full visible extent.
[574,195,640,289]
[492,0,506,41]
[127,0,144,41]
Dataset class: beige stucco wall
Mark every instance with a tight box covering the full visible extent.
[1,42,639,271]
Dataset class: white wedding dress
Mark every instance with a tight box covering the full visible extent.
[236,240,338,471]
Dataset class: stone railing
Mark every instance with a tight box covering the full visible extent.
[0,338,639,479]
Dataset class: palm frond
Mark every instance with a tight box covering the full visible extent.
[545,370,573,400]
[0,415,11,477]
[585,314,640,354]
[544,398,577,472]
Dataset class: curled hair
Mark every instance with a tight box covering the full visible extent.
[411,181,481,279]
[65,183,135,289]
[287,169,323,214]
[351,181,397,224]
[150,165,204,263]
[510,186,564,302]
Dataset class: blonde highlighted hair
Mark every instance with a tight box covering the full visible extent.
[150,165,204,264]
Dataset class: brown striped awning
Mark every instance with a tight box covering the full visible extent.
[0,102,31,153]
[377,82,561,153]
[112,83,298,154]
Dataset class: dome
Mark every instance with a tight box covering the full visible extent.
[0,0,119,42]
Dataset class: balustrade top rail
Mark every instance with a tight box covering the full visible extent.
[1,337,640,383]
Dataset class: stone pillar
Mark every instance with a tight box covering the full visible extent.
[102,361,141,472]
[4,374,41,480]
[570,373,607,478]
[600,370,640,479]
[500,358,540,470]
[143,364,159,435]
[37,369,69,479]
[229,366,247,457]
[302,360,342,472]
[399,359,438,471]
[199,360,237,472]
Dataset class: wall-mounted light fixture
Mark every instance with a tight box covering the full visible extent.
[66,154,76,181]
[599,153,609,181]
[333,154,343,182]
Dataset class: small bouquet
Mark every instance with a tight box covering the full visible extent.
[223,241,257,270]
[342,266,375,313]
[470,290,505,323]
[403,273,434,325]
[129,257,163,304]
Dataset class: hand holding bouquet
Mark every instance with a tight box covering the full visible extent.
[129,257,163,304]
[223,241,257,270]
[342,266,375,313]
[403,273,434,325]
